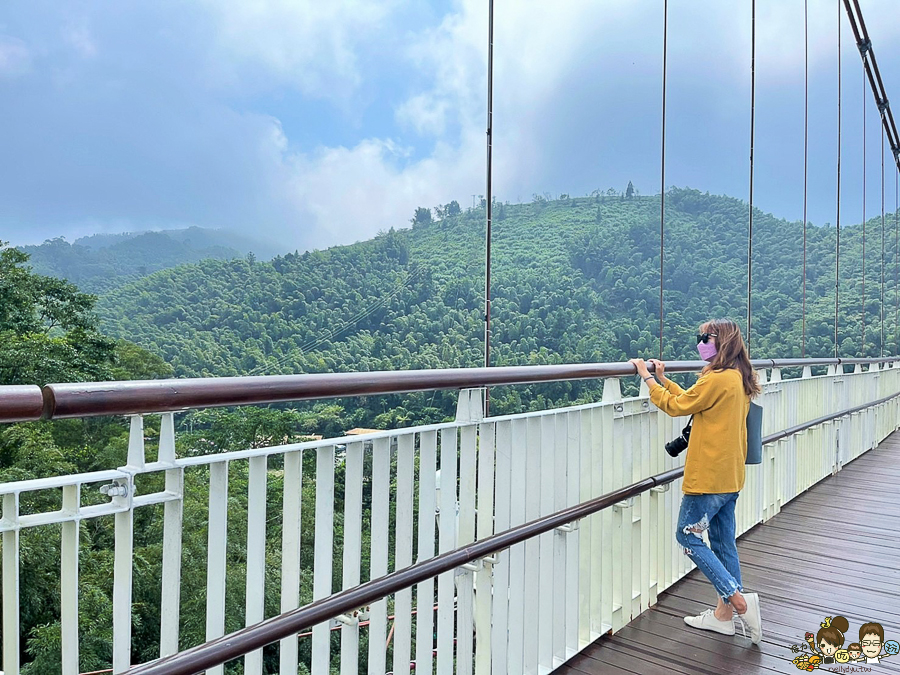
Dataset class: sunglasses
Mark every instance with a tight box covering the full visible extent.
[696,332,718,344]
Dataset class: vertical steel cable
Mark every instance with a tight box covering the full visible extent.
[483,0,494,416]
[659,0,668,360]
[836,0,842,357]
[862,64,867,356]
[802,0,809,357]
[896,170,899,353]
[882,128,886,356]
[748,0,756,348]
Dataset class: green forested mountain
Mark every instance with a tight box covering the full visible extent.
[94,188,900,423]
[18,226,278,294]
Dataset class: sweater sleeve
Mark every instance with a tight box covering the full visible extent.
[649,374,719,416]
[661,378,685,396]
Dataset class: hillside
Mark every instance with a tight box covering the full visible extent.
[95,188,899,420]
[18,226,278,294]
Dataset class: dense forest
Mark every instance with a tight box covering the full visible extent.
[1,243,339,673]
[3,187,900,673]
[92,187,900,423]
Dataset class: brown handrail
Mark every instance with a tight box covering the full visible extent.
[0,386,44,423]
[0,357,892,423]
[125,387,900,675]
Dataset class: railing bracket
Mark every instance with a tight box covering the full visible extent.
[457,551,502,575]
[555,522,578,533]
[457,561,481,574]
[651,484,670,493]
[613,497,635,512]
[100,481,128,498]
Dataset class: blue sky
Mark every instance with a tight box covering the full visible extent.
[1,0,898,252]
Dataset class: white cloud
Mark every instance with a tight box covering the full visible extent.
[197,0,401,100]
[276,0,900,249]
[395,92,449,137]
[3,0,898,250]
[749,0,900,85]
[0,35,31,77]
[63,23,97,59]
[270,130,483,249]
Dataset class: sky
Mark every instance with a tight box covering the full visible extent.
[1,0,899,252]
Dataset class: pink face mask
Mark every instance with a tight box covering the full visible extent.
[698,341,718,361]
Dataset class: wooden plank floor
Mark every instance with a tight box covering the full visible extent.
[555,431,900,675]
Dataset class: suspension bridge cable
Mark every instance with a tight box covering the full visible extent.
[878,131,885,354]
[843,0,900,175]
[863,63,867,356]
[882,127,885,357]
[839,0,900,356]
[484,0,494,416]
[802,0,809,357]
[659,0,668,361]
[836,0,842,357]
[748,0,756,349]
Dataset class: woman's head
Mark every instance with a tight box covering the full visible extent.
[699,319,761,398]
[817,616,850,655]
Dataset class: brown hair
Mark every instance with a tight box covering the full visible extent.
[817,616,849,649]
[847,643,862,652]
[860,622,885,643]
[700,319,761,399]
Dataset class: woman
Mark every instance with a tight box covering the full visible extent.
[629,318,763,644]
[806,616,850,664]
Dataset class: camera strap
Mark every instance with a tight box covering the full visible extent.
[682,415,693,438]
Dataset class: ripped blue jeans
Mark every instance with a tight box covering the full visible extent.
[675,492,743,601]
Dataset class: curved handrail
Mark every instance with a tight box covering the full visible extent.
[0,357,893,423]
[125,387,900,675]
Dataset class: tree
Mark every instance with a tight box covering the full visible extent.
[410,207,433,228]
[446,200,461,217]
[111,340,174,380]
[626,181,635,199]
[0,242,116,385]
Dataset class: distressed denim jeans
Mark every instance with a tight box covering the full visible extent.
[675,492,743,601]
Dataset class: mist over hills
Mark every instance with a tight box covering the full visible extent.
[17,226,280,294]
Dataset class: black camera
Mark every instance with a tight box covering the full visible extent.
[665,419,692,457]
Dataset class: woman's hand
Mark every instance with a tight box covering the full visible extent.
[628,358,651,379]
[648,359,666,380]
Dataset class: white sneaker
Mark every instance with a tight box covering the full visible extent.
[737,592,763,645]
[684,609,736,635]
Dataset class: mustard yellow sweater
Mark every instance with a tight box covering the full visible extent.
[649,368,750,495]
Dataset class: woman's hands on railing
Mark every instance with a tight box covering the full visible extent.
[629,358,666,384]
[629,358,652,380]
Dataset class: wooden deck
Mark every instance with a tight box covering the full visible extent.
[555,431,900,675]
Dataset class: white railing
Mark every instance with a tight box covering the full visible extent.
[1,362,899,675]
